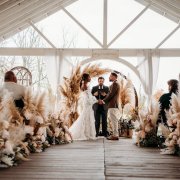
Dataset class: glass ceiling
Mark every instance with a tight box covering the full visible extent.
[1,0,179,48]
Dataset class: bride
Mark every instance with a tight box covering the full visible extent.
[69,73,97,140]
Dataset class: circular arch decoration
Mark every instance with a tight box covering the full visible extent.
[81,57,143,108]
[81,57,141,80]
[11,66,32,86]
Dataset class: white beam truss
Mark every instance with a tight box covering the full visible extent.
[103,0,108,48]
[0,0,24,13]
[62,7,103,48]
[155,23,180,48]
[0,0,51,35]
[150,0,180,20]
[0,0,76,40]
[0,48,180,57]
[107,4,151,48]
[135,0,180,23]
[29,22,56,48]
[0,0,10,6]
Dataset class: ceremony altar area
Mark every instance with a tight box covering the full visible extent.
[0,0,180,179]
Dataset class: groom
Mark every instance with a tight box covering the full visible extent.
[100,72,120,140]
[92,77,109,137]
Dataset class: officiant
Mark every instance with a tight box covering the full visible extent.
[91,77,109,137]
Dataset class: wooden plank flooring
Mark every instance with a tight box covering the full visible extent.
[105,138,180,180]
[0,138,180,180]
[0,138,104,180]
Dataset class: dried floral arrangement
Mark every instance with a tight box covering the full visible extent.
[134,98,160,147]
[152,89,164,102]
[117,76,136,137]
[59,63,110,127]
[0,88,72,168]
[160,92,180,156]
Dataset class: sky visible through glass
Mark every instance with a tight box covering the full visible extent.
[1,0,180,94]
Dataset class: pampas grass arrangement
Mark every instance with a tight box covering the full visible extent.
[118,77,135,112]
[134,98,160,147]
[60,63,110,127]
[160,92,180,155]
[117,76,135,137]
[0,88,72,168]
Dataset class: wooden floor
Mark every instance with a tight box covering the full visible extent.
[0,138,180,180]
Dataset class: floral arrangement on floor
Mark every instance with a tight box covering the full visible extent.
[60,63,110,127]
[134,99,160,147]
[0,88,72,168]
[160,92,180,156]
[117,76,136,137]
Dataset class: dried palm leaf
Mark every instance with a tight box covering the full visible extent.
[148,99,160,127]
[153,89,164,102]
[8,99,23,125]
[118,77,135,110]
[171,93,180,114]
[159,124,170,138]
[35,92,47,122]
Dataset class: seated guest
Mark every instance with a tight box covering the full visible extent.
[158,79,178,126]
[2,71,26,109]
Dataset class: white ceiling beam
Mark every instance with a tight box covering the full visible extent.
[29,22,56,49]
[0,0,50,32]
[0,0,39,22]
[0,0,65,37]
[0,0,11,6]
[107,4,151,48]
[103,0,108,48]
[0,0,77,40]
[31,0,77,23]
[0,48,180,57]
[165,0,180,10]
[151,0,180,19]
[62,7,103,48]
[0,0,25,13]
[156,23,180,48]
[135,0,180,23]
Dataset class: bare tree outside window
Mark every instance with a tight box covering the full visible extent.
[0,27,49,90]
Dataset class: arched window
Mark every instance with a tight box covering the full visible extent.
[11,66,32,86]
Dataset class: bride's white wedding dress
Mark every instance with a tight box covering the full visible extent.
[69,88,97,140]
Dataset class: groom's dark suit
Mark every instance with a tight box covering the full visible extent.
[91,85,109,137]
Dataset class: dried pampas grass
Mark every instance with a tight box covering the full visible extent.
[82,64,110,78]
[8,99,23,125]
[60,63,110,127]
[118,77,135,115]
[159,124,170,138]
[153,89,164,102]
[171,93,180,114]
[148,99,160,127]
[35,92,48,122]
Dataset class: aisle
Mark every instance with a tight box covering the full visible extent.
[0,138,105,180]
[105,139,180,180]
[0,138,180,180]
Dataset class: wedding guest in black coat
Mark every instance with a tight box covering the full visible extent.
[158,79,178,126]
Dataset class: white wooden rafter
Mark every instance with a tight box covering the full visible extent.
[0,0,24,13]
[62,7,103,48]
[29,22,56,49]
[0,0,77,40]
[107,4,151,48]
[0,0,59,36]
[155,23,180,48]
[0,0,39,22]
[150,0,180,20]
[0,48,180,57]
[103,0,108,48]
